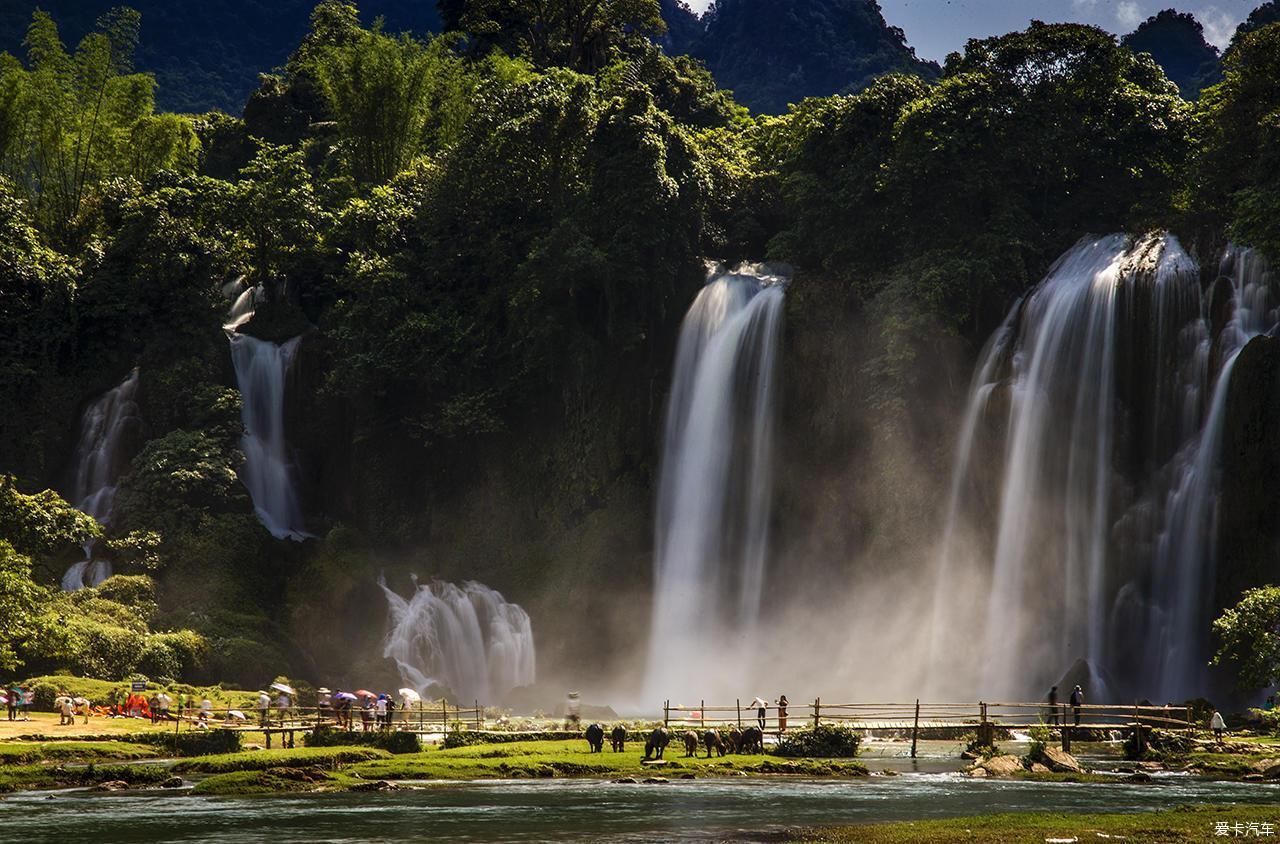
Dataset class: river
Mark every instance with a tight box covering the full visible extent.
[2,773,1275,843]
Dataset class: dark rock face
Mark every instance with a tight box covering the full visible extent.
[1218,335,1280,608]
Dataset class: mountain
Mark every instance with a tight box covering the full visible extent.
[1121,9,1221,98]
[684,0,939,113]
[0,1,441,114]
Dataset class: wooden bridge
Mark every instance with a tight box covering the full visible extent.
[662,699,1197,756]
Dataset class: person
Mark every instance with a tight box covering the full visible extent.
[77,697,90,725]
[275,691,291,726]
[565,692,581,729]
[317,688,332,724]
[750,696,768,731]
[1266,695,1275,711]
[156,691,171,721]
[21,688,33,721]
[1047,686,1059,726]
[148,692,161,724]
[387,697,397,728]
[257,691,271,727]
[1069,685,1084,726]
[1210,708,1227,741]
[59,694,73,726]
[361,697,374,732]
[199,696,213,727]
[7,684,20,721]
[376,694,388,729]
[777,695,789,733]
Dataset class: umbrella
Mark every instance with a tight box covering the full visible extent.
[334,692,358,701]
[317,687,331,695]
[226,710,247,720]
[399,688,421,703]
[270,682,296,696]
[354,689,376,699]
[73,697,89,706]
[54,695,71,706]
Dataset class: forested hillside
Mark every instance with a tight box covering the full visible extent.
[0,0,1279,699]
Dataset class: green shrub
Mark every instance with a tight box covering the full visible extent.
[1028,722,1052,758]
[134,729,242,756]
[305,727,421,754]
[773,725,861,758]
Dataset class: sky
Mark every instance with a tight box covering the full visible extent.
[681,0,1261,61]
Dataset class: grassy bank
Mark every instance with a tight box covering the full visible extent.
[172,746,389,773]
[794,804,1279,843]
[0,740,159,764]
[0,762,172,793]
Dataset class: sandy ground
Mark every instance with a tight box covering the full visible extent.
[0,711,180,739]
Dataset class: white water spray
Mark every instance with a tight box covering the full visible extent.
[643,265,786,704]
[380,575,536,703]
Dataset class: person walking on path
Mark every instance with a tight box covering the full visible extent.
[275,691,291,727]
[1069,685,1084,726]
[1047,686,1059,726]
[776,695,789,734]
[6,685,19,721]
[749,696,768,731]
[257,691,271,727]
[1210,708,1227,742]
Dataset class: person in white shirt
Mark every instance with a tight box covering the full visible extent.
[257,691,271,726]
[276,692,291,726]
[375,695,388,729]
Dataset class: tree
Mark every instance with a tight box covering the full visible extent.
[1121,9,1221,99]
[1212,586,1280,691]
[0,541,48,672]
[0,476,100,562]
[444,0,665,72]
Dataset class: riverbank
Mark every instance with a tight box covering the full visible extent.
[795,804,1279,842]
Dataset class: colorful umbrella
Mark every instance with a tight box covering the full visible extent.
[270,682,296,696]
[334,692,358,701]
[398,688,421,703]
[354,689,376,699]
[226,710,247,720]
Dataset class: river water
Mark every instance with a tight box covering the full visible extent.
[2,773,1275,843]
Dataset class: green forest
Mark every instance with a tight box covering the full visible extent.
[1,0,1279,695]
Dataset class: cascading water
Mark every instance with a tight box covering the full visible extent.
[931,234,1276,701]
[380,575,536,703]
[223,281,309,541]
[63,369,143,590]
[643,265,786,704]
[229,334,309,540]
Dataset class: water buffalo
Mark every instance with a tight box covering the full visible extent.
[727,727,742,753]
[610,725,626,752]
[682,730,699,757]
[738,726,764,754]
[643,727,670,760]
[703,730,726,758]
[585,723,605,753]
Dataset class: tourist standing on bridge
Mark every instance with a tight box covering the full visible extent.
[1047,686,1059,725]
[776,695,789,733]
[258,691,271,726]
[749,696,768,730]
[1069,685,1084,726]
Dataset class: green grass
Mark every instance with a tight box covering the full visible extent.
[338,740,870,783]
[0,763,171,793]
[191,769,336,795]
[793,804,1279,843]
[0,740,159,764]
[172,746,390,773]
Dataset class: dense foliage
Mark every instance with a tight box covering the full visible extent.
[773,724,862,758]
[1212,586,1280,691]
[1,1,1279,692]
[1121,10,1221,99]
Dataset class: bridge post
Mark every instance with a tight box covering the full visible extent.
[736,699,741,729]
[814,698,821,728]
[701,700,705,730]
[664,700,669,728]
[978,702,993,748]
[911,699,920,759]
[1062,717,1071,753]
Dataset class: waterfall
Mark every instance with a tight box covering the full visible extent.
[932,235,1277,701]
[380,575,536,703]
[63,369,143,590]
[229,333,309,540]
[643,265,786,704]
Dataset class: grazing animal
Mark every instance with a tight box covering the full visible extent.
[610,725,626,752]
[703,730,725,758]
[585,723,605,753]
[738,726,764,754]
[643,727,670,760]
[682,730,699,757]
[727,728,742,753]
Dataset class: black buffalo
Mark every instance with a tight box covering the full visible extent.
[585,723,605,753]
[610,725,626,752]
[703,730,726,757]
[643,727,670,760]
[738,726,763,754]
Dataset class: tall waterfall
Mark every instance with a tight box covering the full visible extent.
[63,369,143,590]
[932,234,1276,701]
[229,334,309,540]
[643,265,786,704]
[380,576,536,703]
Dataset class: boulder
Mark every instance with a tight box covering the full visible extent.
[350,780,399,792]
[960,749,981,760]
[1038,746,1084,774]
[92,781,129,791]
[979,755,1026,777]
[679,773,696,780]
[160,776,185,789]
[1250,758,1280,779]
[1029,763,1051,774]
[1125,772,1153,783]
[642,777,669,784]
[1243,773,1264,782]
[613,777,637,784]
[966,766,988,778]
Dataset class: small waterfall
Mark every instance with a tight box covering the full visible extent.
[643,265,786,704]
[63,369,143,590]
[380,575,536,703]
[229,333,309,540]
[932,235,1277,700]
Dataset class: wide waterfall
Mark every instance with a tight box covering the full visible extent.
[931,234,1276,701]
[63,369,144,590]
[229,334,309,540]
[380,576,536,703]
[643,265,786,705]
